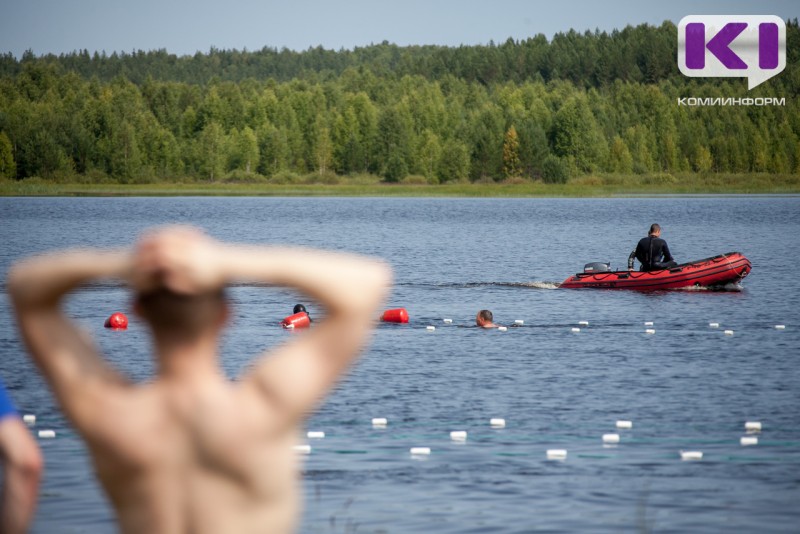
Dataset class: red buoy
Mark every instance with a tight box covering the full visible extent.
[282,312,311,329]
[381,308,409,323]
[104,312,128,330]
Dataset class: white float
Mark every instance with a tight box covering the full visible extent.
[22,414,36,425]
[307,431,325,439]
[547,449,567,460]
[293,444,311,454]
[602,433,620,444]
[490,418,506,428]
[616,420,633,429]
[745,421,762,432]
[680,451,703,461]
[410,447,431,455]
[371,418,388,428]
[38,430,56,439]
[450,431,468,441]
[740,436,758,446]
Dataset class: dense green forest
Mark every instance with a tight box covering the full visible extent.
[1,20,799,185]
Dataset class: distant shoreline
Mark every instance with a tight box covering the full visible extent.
[2,174,799,197]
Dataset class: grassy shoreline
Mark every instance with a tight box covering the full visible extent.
[2,173,799,197]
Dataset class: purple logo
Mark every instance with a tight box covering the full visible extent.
[678,15,786,89]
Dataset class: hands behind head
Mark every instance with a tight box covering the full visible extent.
[131,226,225,295]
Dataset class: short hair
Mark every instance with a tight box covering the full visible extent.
[478,309,493,322]
[649,223,661,235]
[136,288,227,341]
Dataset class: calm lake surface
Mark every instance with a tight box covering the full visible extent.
[1,196,799,533]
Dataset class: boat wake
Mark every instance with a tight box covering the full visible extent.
[64,280,563,292]
[675,282,744,292]
[514,281,561,290]
[401,281,561,290]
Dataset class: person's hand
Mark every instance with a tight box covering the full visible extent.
[132,226,226,294]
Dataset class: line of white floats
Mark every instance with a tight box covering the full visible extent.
[22,414,57,439]
[26,411,767,460]
[426,319,788,335]
[293,419,765,461]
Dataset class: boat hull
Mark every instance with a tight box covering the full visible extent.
[560,252,751,290]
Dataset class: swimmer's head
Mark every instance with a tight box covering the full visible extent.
[476,309,494,327]
[649,223,661,237]
[135,288,228,343]
[293,304,307,314]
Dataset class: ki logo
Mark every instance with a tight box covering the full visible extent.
[678,15,786,89]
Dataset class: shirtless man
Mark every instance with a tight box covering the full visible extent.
[475,310,497,328]
[7,226,391,533]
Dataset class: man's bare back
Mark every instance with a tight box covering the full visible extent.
[7,227,391,533]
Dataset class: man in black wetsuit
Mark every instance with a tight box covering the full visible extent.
[628,223,678,271]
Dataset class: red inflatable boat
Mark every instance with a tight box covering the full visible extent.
[560,252,751,290]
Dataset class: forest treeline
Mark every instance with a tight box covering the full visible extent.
[1,21,799,184]
[0,23,684,87]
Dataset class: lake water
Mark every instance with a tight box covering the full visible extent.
[1,196,798,533]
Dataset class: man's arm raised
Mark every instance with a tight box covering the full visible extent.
[226,246,393,427]
[114,227,391,428]
[6,250,133,426]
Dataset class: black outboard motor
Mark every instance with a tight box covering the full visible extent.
[583,262,611,273]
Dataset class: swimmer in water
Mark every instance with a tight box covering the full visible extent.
[476,309,497,328]
[7,226,392,534]
[293,303,312,322]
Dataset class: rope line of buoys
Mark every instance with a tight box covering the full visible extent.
[289,419,780,463]
[97,302,788,335]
